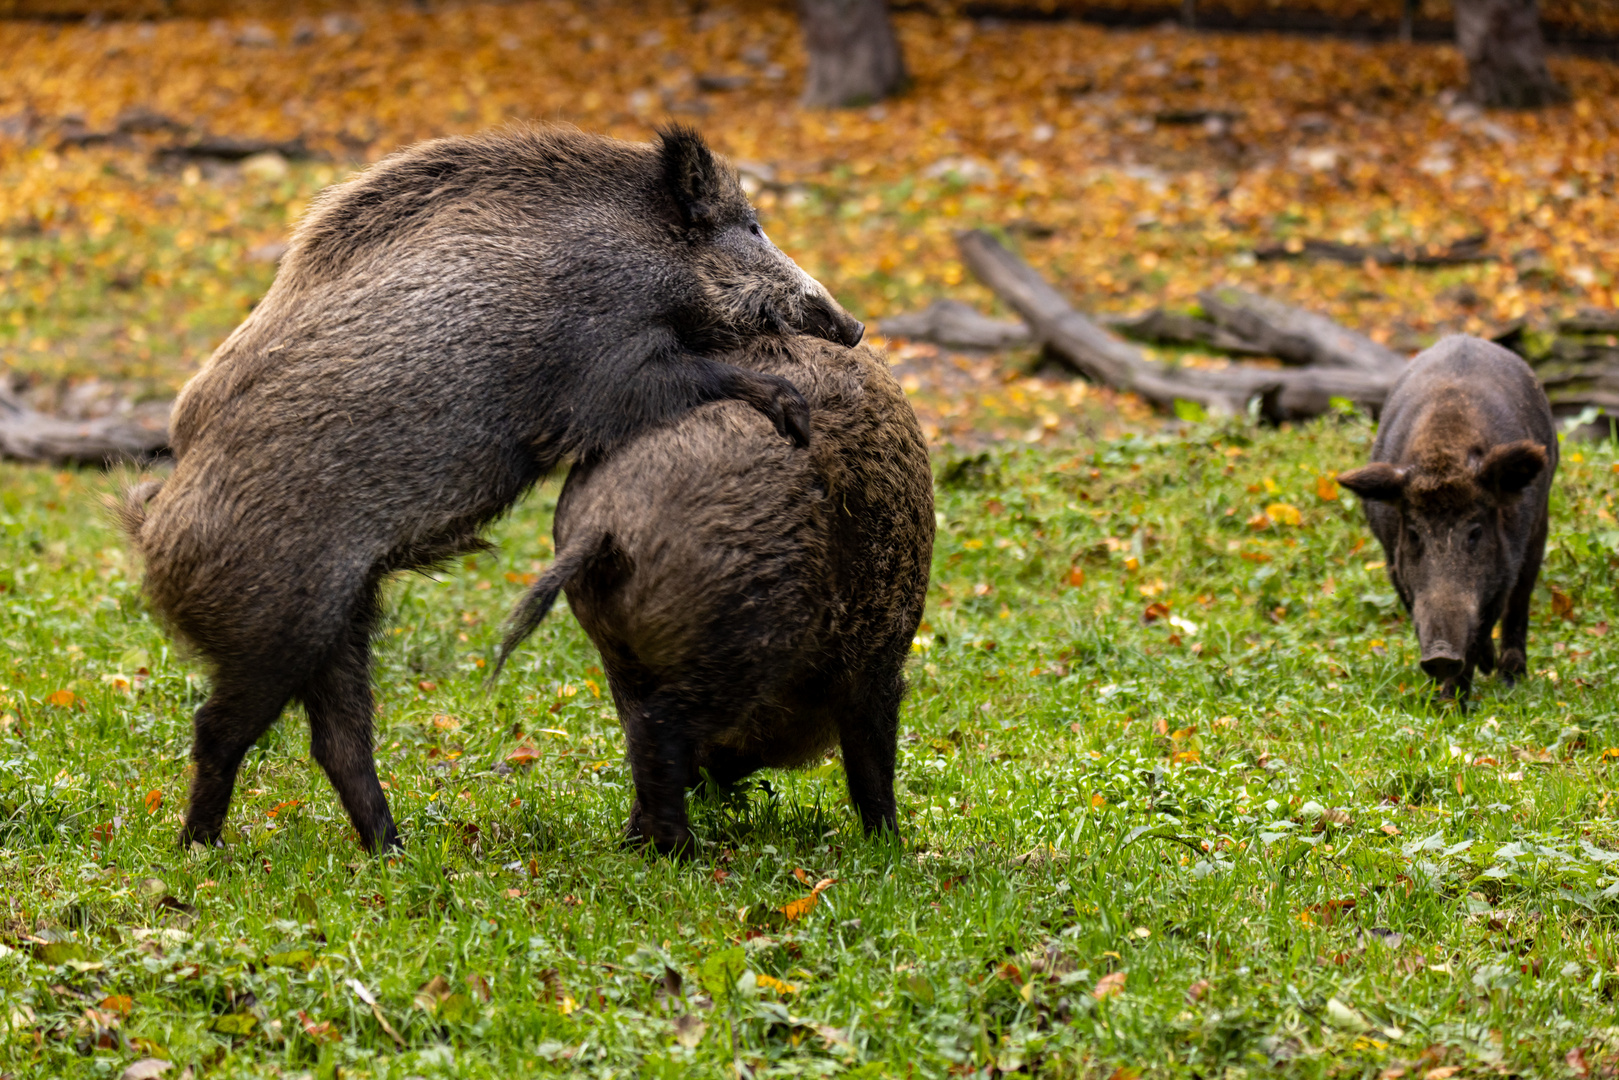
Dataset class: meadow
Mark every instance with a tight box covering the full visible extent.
[1,411,1617,1078]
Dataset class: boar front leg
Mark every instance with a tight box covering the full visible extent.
[301,603,399,853]
[837,670,904,837]
[1498,511,1548,686]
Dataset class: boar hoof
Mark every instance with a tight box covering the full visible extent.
[1497,648,1526,684]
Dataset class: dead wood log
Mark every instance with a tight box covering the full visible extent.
[879,300,1033,350]
[956,229,1395,419]
[1102,308,1270,356]
[1253,234,1492,268]
[1197,285,1406,376]
[0,381,169,466]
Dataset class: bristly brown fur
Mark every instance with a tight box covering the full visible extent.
[121,124,864,855]
[494,335,934,856]
[1338,335,1556,701]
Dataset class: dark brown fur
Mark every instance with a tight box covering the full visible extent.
[119,126,863,853]
[1338,335,1556,700]
[494,336,935,854]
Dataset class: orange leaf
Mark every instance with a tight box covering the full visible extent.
[781,876,836,921]
[99,995,133,1017]
[1093,970,1127,1000]
[1246,512,1271,531]
[46,689,76,707]
[1090,793,1107,809]
[417,680,438,693]
[143,789,163,814]
[92,821,115,844]
[1142,602,1170,623]
[1170,749,1200,765]
[1316,474,1340,501]
[1551,588,1575,620]
[297,1010,340,1044]
[1066,566,1085,587]
[506,742,542,767]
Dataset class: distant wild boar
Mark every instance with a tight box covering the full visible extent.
[493,335,934,855]
[119,125,864,853]
[1338,336,1556,699]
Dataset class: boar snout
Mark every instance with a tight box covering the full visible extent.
[1413,594,1477,686]
[797,297,864,347]
[1419,645,1465,682]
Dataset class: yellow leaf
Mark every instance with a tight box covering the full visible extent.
[754,973,797,995]
[1265,503,1302,526]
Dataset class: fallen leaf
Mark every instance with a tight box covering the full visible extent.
[119,1061,172,1080]
[143,789,163,814]
[1266,502,1302,526]
[46,689,76,707]
[1316,474,1340,501]
[1551,587,1575,620]
[505,741,541,767]
[1093,970,1127,1000]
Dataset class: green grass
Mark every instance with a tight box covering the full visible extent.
[1,415,1618,1079]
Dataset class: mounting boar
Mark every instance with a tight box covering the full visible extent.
[119,125,864,853]
[493,335,934,855]
[1337,335,1556,700]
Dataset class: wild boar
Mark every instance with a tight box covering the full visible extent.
[1337,335,1556,699]
[119,125,864,852]
[493,335,934,855]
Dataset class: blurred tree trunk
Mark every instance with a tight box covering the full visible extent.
[797,0,906,108]
[1455,0,1568,107]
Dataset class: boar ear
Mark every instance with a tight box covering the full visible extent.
[658,124,723,230]
[1476,439,1547,497]
[1336,462,1408,502]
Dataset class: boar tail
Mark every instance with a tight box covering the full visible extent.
[487,534,606,687]
[110,479,164,546]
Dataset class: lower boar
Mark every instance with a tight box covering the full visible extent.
[494,335,934,854]
[1338,335,1556,699]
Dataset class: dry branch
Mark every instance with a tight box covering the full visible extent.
[879,300,1033,350]
[956,229,1397,420]
[1253,234,1492,268]
[1197,285,1406,376]
[0,381,169,466]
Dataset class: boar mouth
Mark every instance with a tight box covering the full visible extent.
[798,303,864,347]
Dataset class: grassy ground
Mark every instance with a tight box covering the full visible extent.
[1,413,1617,1079]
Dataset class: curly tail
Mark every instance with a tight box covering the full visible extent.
[486,533,608,687]
[110,479,164,547]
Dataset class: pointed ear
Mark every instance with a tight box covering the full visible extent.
[1337,462,1408,502]
[1476,439,1547,497]
[658,124,723,230]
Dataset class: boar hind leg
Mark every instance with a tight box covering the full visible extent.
[301,599,398,853]
[1499,512,1549,685]
[837,670,904,837]
[619,693,697,859]
[183,675,294,847]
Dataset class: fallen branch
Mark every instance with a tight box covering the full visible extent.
[1254,233,1492,268]
[879,299,1033,350]
[956,229,1395,419]
[1197,285,1406,376]
[1103,308,1270,356]
[0,381,169,466]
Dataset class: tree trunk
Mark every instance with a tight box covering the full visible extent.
[1455,0,1567,108]
[797,0,906,109]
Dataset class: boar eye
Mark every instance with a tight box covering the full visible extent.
[748,221,763,238]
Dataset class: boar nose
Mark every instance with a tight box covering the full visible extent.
[837,317,866,347]
[1420,645,1464,682]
